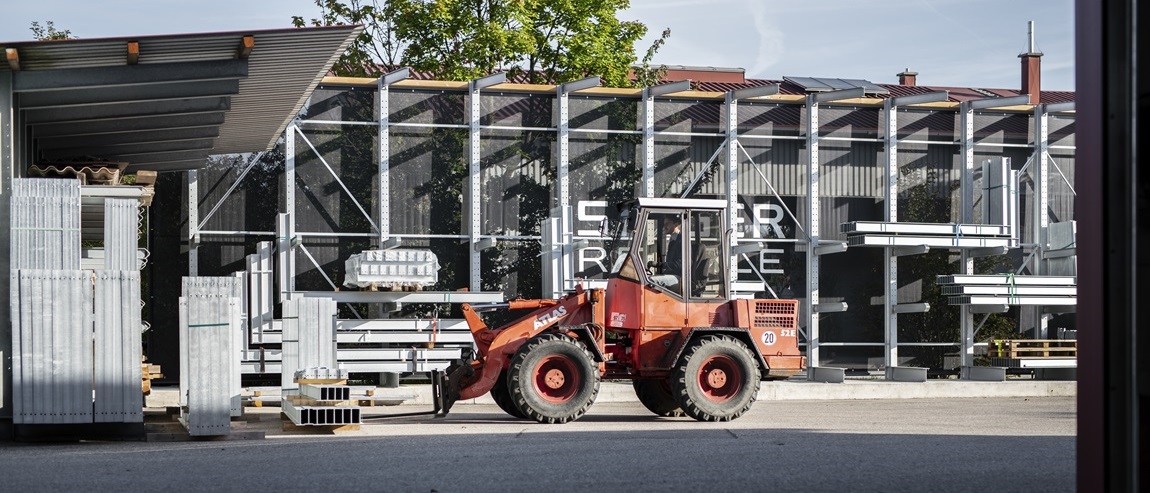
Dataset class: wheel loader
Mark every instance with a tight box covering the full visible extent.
[438,197,804,423]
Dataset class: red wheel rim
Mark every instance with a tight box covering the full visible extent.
[532,355,580,403]
[697,354,742,402]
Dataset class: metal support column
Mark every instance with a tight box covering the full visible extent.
[883,99,899,375]
[722,84,778,288]
[958,96,1030,369]
[556,77,599,292]
[0,70,12,420]
[377,69,409,248]
[187,170,199,276]
[803,88,863,367]
[881,92,948,377]
[724,93,739,286]
[641,88,655,197]
[466,73,505,291]
[804,94,821,366]
[1032,103,1051,338]
[283,125,298,297]
[959,101,975,369]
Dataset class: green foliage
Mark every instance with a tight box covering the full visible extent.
[519,0,652,86]
[389,0,535,81]
[30,21,72,40]
[294,0,670,86]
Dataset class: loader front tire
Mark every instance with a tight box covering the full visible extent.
[633,379,685,417]
[672,335,761,422]
[491,370,528,419]
[508,334,600,424]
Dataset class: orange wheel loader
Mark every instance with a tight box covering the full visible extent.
[437,198,804,423]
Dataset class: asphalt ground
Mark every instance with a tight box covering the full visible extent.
[0,397,1075,493]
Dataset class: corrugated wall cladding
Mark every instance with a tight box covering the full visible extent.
[10,270,93,424]
[184,86,1076,301]
[481,129,553,235]
[10,178,81,271]
[104,199,140,271]
[179,276,240,436]
[280,297,337,390]
[93,270,144,423]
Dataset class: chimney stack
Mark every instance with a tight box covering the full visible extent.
[897,68,918,86]
[1020,21,1043,104]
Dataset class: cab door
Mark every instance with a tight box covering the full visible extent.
[634,210,688,371]
[684,208,733,328]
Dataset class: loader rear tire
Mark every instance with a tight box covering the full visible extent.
[633,379,685,417]
[672,335,760,422]
[507,334,600,424]
[491,370,528,419]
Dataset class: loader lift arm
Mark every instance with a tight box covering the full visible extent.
[437,285,605,416]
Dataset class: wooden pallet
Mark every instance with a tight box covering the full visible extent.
[988,339,1077,359]
[142,356,164,395]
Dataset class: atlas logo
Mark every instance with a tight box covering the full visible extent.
[534,305,569,329]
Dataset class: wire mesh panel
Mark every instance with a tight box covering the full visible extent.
[280,297,337,390]
[93,270,143,423]
[103,199,139,271]
[10,178,81,270]
[179,276,240,436]
[10,270,92,424]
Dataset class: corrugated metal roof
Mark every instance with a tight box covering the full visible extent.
[1,25,360,172]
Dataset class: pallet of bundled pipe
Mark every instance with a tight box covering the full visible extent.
[846,235,1014,248]
[940,285,1077,296]
[947,295,1077,305]
[840,221,1012,237]
[343,249,439,289]
[935,275,1077,286]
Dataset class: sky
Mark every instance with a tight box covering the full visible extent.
[2,0,1075,91]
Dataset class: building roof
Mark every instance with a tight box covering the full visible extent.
[2,25,361,172]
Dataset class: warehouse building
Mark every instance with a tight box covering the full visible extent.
[0,25,1076,434]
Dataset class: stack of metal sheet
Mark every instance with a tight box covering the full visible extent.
[240,318,468,375]
[840,221,1015,249]
[179,277,241,436]
[93,270,144,423]
[280,297,337,390]
[10,270,93,424]
[102,198,140,271]
[936,274,1077,306]
[10,178,81,270]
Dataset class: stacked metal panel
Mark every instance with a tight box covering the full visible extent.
[936,275,1077,306]
[10,178,81,270]
[179,277,241,436]
[10,270,93,424]
[103,198,140,271]
[840,221,1016,248]
[343,249,439,288]
[280,297,337,390]
[245,242,274,346]
[93,270,144,423]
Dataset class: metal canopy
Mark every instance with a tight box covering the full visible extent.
[0,25,360,172]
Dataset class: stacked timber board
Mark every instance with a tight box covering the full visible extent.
[936,275,1077,306]
[840,221,1015,248]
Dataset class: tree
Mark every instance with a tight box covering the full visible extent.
[30,21,72,40]
[293,0,670,86]
[292,0,402,77]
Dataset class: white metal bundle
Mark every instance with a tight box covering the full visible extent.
[343,249,439,288]
[179,276,241,436]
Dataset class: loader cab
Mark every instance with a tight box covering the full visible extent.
[603,198,730,329]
